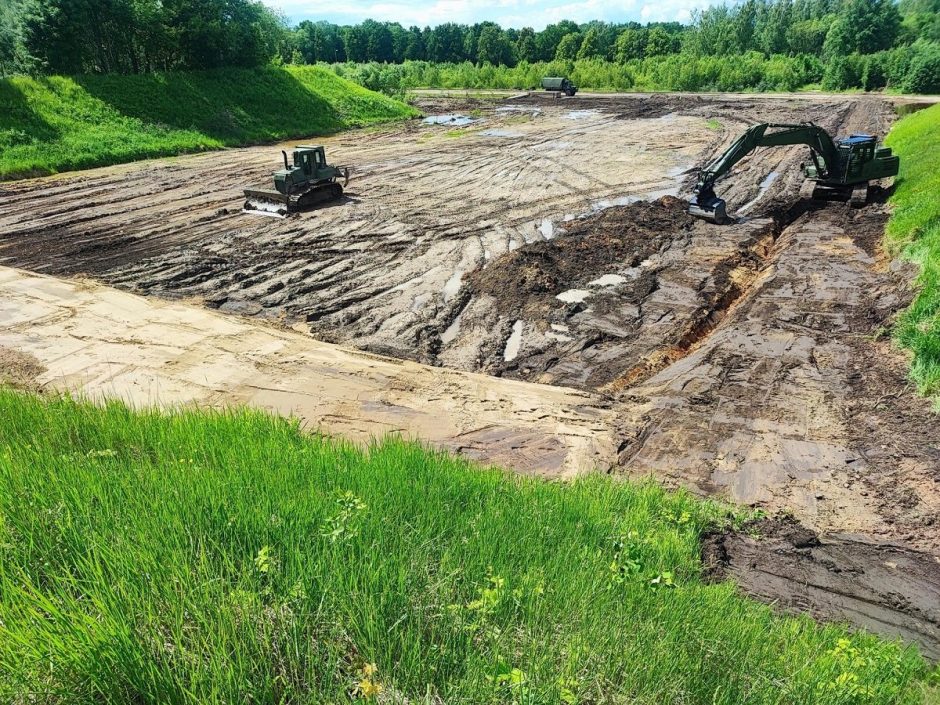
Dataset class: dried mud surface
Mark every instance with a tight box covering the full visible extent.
[1,92,938,652]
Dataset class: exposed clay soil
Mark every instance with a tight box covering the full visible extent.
[704,518,940,660]
[1,91,938,653]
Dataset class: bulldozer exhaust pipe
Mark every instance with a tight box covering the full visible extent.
[282,151,289,171]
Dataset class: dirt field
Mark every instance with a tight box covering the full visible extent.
[1,92,938,654]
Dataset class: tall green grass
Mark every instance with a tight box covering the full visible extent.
[885,103,940,400]
[0,389,933,704]
[0,65,417,180]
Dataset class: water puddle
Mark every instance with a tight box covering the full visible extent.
[739,171,779,214]
[563,110,599,121]
[496,106,542,116]
[423,114,478,126]
[894,102,931,117]
[538,218,556,240]
[442,269,464,301]
[556,289,591,304]
[481,129,523,138]
[411,292,431,312]
[441,313,462,344]
[547,324,572,343]
[586,186,680,214]
[503,320,524,361]
[588,274,627,287]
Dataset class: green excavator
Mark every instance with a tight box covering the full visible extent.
[243,145,350,218]
[688,122,899,224]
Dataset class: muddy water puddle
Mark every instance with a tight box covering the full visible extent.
[423,114,478,126]
[739,171,780,214]
[503,320,524,361]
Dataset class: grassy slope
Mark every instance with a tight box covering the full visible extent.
[0,65,417,179]
[0,389,933,704]
[885,103,940,400]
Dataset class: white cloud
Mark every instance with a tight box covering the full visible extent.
[269,0,724,28]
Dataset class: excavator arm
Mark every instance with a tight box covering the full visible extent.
[689,122,838,223]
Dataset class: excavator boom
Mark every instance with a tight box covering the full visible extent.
[689,122,840,223]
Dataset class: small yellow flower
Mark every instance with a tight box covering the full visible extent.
[358,678,384,699]
[361,662,378,678]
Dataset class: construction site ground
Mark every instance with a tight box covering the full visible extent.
[1,92,938,656]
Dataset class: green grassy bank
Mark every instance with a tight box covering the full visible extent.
[0,65,418,180]
[885,103,940,401]
[0,389,934,704]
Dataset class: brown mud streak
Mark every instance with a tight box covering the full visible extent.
[703,518,940,661]
[603,198,826,394]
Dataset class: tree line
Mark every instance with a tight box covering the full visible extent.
[0,0,290,75]
[1,0,939,92]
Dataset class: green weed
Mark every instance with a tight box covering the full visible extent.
[0,389,931,703]
[0,65,417,180]
[885,103,940,401]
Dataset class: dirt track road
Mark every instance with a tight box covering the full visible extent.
[0,266,615,477]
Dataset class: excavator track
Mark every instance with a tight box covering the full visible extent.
[849,182,869,208]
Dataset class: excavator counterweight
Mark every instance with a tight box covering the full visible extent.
[689,122,899,224]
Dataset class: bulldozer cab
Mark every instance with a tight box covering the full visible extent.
[294,147,326,176]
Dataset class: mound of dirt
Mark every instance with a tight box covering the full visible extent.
[0,346,45,390]
[467,196,693,318]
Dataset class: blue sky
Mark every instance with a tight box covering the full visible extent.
[268,0,721,30]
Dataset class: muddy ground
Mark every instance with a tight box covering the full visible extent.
[1,92,938,654]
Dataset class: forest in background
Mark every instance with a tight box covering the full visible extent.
[1,0,939,92]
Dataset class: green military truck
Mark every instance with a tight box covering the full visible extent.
[541,77,577,96]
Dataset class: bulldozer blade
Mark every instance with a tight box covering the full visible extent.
[242,187,291,218]
[243,197,290,218]
[688,196,728,224]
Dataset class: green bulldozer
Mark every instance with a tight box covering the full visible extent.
[243,145,350,217]
[688,122,899,224]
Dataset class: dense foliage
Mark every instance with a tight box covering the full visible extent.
[0,389,934,703]
[885,103,940,401]
[0,65,417,179]
[1,0,939,92]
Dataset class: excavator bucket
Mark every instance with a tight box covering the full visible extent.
[688,195,728,224]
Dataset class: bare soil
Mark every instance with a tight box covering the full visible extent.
[1,91,938,652]
[704,518,940,660]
